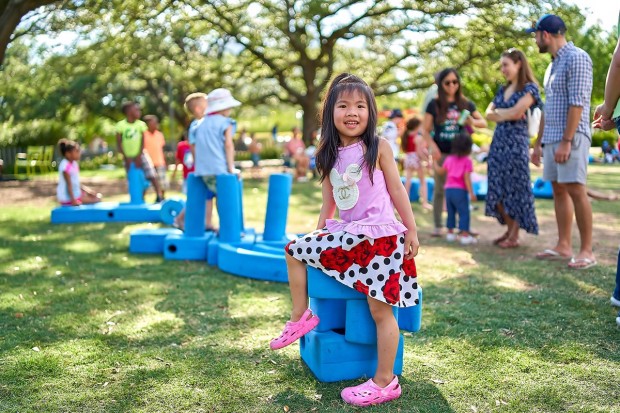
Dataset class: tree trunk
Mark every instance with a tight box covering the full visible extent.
[0,0,59,65]
[300,100,319,146]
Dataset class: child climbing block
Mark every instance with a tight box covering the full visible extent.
[163,233,214,261]
[307,267,366,300]
[309,298,346,332]
[397,288,423,333]
[129,227,183,254]
[300,329,404,383]
[344,300,398,345]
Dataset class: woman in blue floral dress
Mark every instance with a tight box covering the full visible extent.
[485,49,541,248]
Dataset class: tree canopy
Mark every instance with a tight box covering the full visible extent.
[0,0,617,147]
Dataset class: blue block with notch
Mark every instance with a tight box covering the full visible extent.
[397,288,423,332]
[163,232,214,261]
[344,299,398,345]
[310,298,346,333]
[307,267,366,300]
[300,329,404,383]
[129,227,183,254]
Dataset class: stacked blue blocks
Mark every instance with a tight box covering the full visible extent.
[301,267,422,382]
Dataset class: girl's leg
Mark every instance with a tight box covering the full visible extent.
[456,189,470,234]
[174,208,186,229]
[367,298,399,387]
[286,253,309,322]
[205,199,214,229]
[445,189,456,231]
[81,192,101,204]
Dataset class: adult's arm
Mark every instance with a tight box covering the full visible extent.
[493,94,536,121]
[421,112,441,159]
[593,36,620,129]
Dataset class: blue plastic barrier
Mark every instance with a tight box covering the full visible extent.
[217,174,243,243]
[263,174,293,241]
[130,227,183,254]
[532,177,553,199]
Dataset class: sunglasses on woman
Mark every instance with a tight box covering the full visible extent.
[443,80,459,86]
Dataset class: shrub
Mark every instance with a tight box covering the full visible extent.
[592,129,618,148]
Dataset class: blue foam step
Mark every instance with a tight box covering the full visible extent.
[217,243,288,283]
[163,233,214,261]
[307,267,365,300]
[300,329,404,383]
[112,203,162,222]
[532,177,553,199]
[397,288,423,333]
[310,298,346,332]
[51,202,118,223]
[344,300,398,345]
[129,228,183,254]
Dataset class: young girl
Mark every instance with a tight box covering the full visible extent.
[433,132,477,245]
[401,117,432,210]
[57,139,102,206]
[270,73,420,407]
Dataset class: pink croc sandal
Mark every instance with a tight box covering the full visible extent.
[341,376,401,407]
[269,308,319,350]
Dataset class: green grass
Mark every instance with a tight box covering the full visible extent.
[1,166,620,413]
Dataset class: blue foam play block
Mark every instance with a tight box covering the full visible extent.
[300,329,403,383]
[159,198,185,225]
[307,267,365,300]
[400,177,435,203]
[309,298,346,332]
[129,228,183,254]
[112,203,163,222]
[397,288,423,333]
[207,236,220,266]
[473,179,488,201]
[217,243,289,283]
[163,233,213,261]
[344,300,398,345]
[51,202,119,223]
[532,177,553,199]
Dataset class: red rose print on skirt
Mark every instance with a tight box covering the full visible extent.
[383,272,401,304]
[351,240,374,267]
[372,235,398,257]
[402,257,417,277]
[353,280,369,296]
[319,246,354,273]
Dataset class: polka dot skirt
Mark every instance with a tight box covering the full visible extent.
[286,228,420,308]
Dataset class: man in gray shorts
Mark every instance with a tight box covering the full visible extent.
[528,14,596,269]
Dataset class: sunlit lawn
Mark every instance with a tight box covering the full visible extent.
[1,165,619,412]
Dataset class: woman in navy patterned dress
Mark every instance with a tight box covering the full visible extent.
[485,49,541,248]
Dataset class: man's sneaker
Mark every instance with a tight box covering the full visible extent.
[446,233,457,242]
[611,295,620,307]
[460,235,478,245]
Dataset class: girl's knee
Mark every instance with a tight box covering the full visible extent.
[367,299,395,323]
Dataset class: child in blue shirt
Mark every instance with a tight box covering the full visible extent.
[189,88,240,231]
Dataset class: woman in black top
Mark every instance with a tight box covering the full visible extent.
[422,68,487,236]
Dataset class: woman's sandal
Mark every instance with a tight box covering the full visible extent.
[498,239,520,249]
[492,232,510,245]
[269,308,320,350]
[341,376,402,407]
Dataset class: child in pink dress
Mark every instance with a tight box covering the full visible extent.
[269,73,421,407]
[434,132,477,244]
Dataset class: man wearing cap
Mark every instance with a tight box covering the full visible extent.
[381,109,404,160]
[528,14,596,269]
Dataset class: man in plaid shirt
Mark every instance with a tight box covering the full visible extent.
[528,14,596,270]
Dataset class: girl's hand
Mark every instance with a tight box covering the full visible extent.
[403,230,419,259]
[71,199,82,206]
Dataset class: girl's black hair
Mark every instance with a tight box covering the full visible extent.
[315,73,378,183]
[58,138,79,156]
[452,131,473,157]
[435,68,469,123]
[401,117,421,152]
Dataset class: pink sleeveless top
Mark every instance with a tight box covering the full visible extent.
[325,141,407,238]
